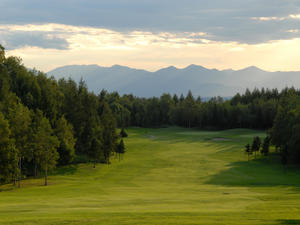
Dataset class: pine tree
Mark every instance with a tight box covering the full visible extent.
[245,143,252,161]
[54,116,76,165]
[251,136,261,159]
[261,136,270,156]
[87,126,103,168]
[120,127,128,138]
[184,90,196,128]
[0,45,5,63]
[100,102,118,164]
[117,139,125,161]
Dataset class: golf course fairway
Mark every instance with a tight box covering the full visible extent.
[1,127,300,225]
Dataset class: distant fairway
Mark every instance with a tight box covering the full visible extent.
[1,128,300,225]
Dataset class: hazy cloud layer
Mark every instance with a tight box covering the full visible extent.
[1,0,300,44]
[0,24,212,51]
[5,24,300,72]
[0,33,69,50]
[0,25,70,50]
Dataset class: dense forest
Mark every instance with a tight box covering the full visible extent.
[0,45,299,186]
[0,46,124,186]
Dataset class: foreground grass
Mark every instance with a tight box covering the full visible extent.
[1,127,300,225]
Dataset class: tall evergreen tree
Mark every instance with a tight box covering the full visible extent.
[261,136,270,156]
[87,126,103,168]
[0,45,4,63]
[245,143,252,161]
[100,102,118,164]
[54,116,76,165]
[120,127,128,138]
[251,136,261,159]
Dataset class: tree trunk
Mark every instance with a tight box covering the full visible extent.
[18,157,21,188]
[34,160,37,178]
[119,153,121,162]
[45,162,48,186]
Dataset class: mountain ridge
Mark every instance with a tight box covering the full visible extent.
[48,64,300,97]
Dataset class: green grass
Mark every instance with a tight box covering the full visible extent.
[1,127,300,225]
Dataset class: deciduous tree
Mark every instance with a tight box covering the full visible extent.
[0,113,18,184]
[34,116,59,186]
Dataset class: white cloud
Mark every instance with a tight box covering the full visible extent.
[287,29,300,33]
[289,14,300,19]
[251,17,285,21]
[251,14,300,22]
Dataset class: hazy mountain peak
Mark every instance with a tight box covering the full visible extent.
[111,64,131,70]
[49,64,101,72]
[239,66,265,72]
[156,66,178,73]
[184,64,208,71]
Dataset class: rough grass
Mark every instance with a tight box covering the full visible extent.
[1,127,300,225]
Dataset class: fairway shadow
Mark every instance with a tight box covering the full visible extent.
[278,220,300,224]
[148,134,241,146]
[206,156,300,188]
[52,164,79,176]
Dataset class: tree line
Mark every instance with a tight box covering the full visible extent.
[104,88,297,130]
[0,46,126,186]
[1,44,299,187]
[101,86,299,131]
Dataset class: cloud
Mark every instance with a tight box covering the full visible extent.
[4,23,300,73]
[1,0,300,44]
[1,2,300,73]
[252,14,300,21]
[289,14,300,19]
[0,24,210,50]
[0,27,69,50]
[287,29,300,33]
[251,17,285,21]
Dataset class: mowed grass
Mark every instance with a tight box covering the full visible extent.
[1,127,300,225]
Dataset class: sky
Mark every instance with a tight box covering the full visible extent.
[1,0,300,72]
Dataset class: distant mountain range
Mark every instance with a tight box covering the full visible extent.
[48,64,300,97]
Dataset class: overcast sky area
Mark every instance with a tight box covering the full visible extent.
[1,0,300,72]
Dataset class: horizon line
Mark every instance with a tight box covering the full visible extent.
[47,63,300,74]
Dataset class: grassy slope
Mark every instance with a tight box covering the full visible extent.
[0,127,300,225]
